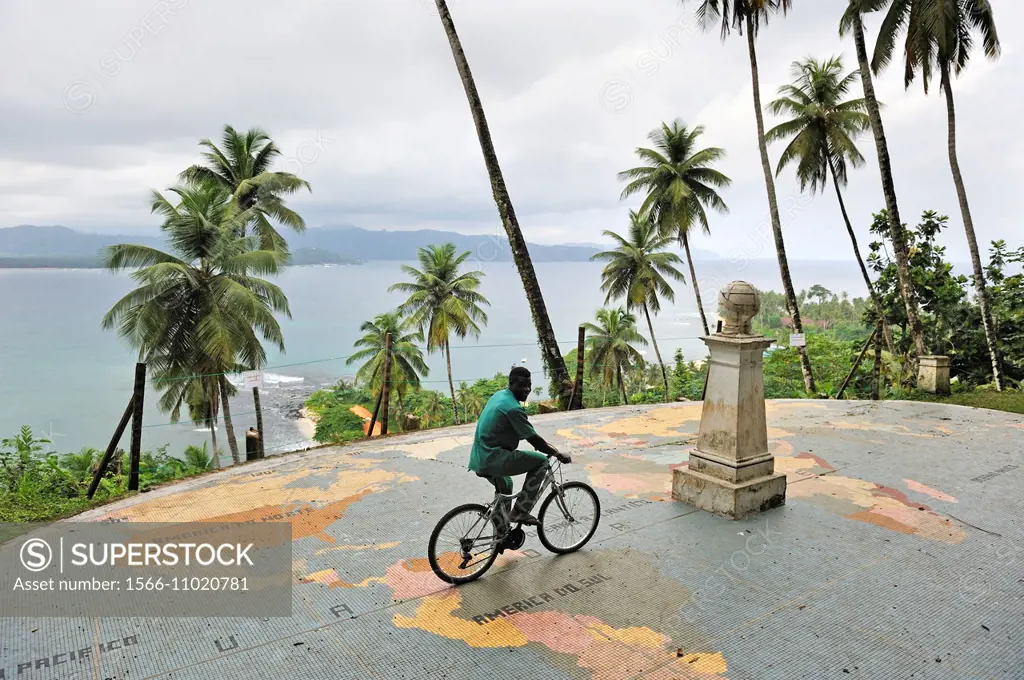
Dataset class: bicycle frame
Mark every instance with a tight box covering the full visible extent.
[457,458,572,563]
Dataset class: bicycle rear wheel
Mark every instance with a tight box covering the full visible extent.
[537,482,600,554]
[428,503,502,584]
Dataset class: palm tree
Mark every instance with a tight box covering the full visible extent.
[423,390,446,427]
[347,311,430,407]
[177,126,310,445]
[682,0,815,393]
[839,1,928,361]
[429,0,573,406]
[591,211,686,401]
[181,379,223,468]
[183,443,216,473]
[61,447,100,482]
[456,382,485,421]
[388,243,489,424]
[870,0,1004,390]
[179,125,311,253]
[617,120,732,336]
[583,307,648,405]
[101,180,291,465]
[765,56,893,350]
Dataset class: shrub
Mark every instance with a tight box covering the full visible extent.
[313,406,368,444]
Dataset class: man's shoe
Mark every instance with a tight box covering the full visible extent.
[510,512,540,527]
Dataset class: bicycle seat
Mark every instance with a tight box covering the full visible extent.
[475,472,519,497]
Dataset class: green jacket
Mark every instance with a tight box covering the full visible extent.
[468,388,536,473]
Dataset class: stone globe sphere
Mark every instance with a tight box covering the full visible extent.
[718,281,760,335]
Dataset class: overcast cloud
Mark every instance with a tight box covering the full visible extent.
[0,0,1019,261]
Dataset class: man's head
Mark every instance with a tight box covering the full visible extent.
[508,366,532,402]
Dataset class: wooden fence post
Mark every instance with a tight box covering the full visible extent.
[253,386,265,458]
[367,386,384,438]
[837,328,877,400]
[128,362,146,492]
[872,318,883,400]
[569,326,585,410]
[87,396,135,499]
[380,333,393,436]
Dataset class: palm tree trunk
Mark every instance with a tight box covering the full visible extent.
[827,156,894,353]
[745,14,815,394]
[209,401,220,469]
[941,65,1004,390]
[207,380,221,469]
[252,386,265,459]
[681,231,710,336]
[851,13,927,361]
[642,303,670,401]
[218,375,241,464]
[617,364,628,404]
[433,0,571,406]
[445,339,459,424]
[394,394,405,433]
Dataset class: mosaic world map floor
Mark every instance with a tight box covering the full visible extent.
[2,400,1022,679]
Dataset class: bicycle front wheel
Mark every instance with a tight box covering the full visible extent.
[428,503,502,584]
[537,481,601,554]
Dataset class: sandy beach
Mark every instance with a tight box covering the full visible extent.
[296,407,318,441]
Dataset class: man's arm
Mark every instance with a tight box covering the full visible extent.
[507,406,571,462]
[533,435,571,463]
[527,433,559,456]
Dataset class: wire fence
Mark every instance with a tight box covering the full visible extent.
[6,326,888,494]
[142,334,709,386]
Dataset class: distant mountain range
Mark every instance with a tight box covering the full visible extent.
[0,225,721,268]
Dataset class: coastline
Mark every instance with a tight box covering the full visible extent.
[296,407,318,441]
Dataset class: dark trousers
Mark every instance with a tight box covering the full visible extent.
[476,449,548,530]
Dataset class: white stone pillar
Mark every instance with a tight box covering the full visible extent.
[918,356,951,394]
[672,281,787,519]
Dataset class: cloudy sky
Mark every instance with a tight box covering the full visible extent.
[0,0,1019,261]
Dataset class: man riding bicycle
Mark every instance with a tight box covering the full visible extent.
[468,366,571,527]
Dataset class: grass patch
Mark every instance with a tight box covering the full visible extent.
[911,390,1024,415]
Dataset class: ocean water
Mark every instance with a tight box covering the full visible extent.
[0,258,868,461]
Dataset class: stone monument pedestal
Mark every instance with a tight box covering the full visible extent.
[672,281,787,520]
[918,356,951,394]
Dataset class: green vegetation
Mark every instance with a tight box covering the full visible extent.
[101,125,307,466]
[102,179,292,465]
[179,125,311,252]
[313,408,369,445]
[592,211,686,400]
[683,0,816,392]
[583,307,649,404]
[755,288,871,342]
[286,248,361,266]
[744,210,1024,399]
[913,391,1024,416]
[346,312,430,401]
[389,243,490,424]
[865,211,1024,387]
[765,55,888,337]
[302,372,543,445]
[870,0,1004,389]
[0,427,215,523]
[617,120,732,336]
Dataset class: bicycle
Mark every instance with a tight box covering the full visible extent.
[427,456,601,584]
